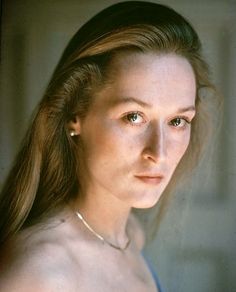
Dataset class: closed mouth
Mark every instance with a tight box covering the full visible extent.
[134,174,164,184]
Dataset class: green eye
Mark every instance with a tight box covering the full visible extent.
[127,113,139,122]
[124,112,145,125]
[171,118,182,127]
[170,117,190,128]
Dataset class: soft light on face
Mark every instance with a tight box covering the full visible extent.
[74,53,196,209]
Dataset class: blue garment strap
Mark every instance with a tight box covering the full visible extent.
[142,252,163,292]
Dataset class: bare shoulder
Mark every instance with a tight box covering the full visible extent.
[0,222,79,291]
[128,212,146,250]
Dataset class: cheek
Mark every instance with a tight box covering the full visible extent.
[80,122,139,167]
[169,131,191,164]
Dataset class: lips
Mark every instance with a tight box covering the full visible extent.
[134,174,164,185]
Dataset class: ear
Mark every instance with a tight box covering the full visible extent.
[67,115,81,136]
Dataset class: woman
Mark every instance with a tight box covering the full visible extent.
[0,1,219,291]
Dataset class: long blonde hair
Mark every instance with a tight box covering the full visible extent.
[0,1,220,245]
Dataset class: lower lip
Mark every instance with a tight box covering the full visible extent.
[135,176,163,185]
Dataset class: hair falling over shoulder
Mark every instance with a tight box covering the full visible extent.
[0,1,221,245]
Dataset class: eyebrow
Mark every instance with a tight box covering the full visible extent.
[110,97,196,113]
[110,97,151,108]
[177,106,196,113]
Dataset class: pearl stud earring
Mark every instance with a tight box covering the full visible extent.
[70,131,76,137]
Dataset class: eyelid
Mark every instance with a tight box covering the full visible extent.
[178,116,191,123]
[172,114,194,123]
[178,111,196,120]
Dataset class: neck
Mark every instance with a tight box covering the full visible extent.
[70,190,131,248]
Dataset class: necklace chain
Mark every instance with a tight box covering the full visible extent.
[75,211,131,251]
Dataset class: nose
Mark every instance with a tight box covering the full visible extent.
[141,123,166,163]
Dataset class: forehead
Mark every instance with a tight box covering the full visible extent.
[95,52,196,110]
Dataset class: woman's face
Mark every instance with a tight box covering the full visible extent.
[74,53,196,209]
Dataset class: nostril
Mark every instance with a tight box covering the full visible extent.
[142,141,166,163]
[142,148,158,163]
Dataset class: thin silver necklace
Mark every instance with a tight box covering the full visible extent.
[75,211,131,251]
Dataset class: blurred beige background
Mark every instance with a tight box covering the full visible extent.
[1,0,236,291]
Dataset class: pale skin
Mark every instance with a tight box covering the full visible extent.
[0,53,196,291]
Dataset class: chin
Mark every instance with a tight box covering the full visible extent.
[131,191,163,209]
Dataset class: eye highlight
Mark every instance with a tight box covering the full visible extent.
[122,112,146,125]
